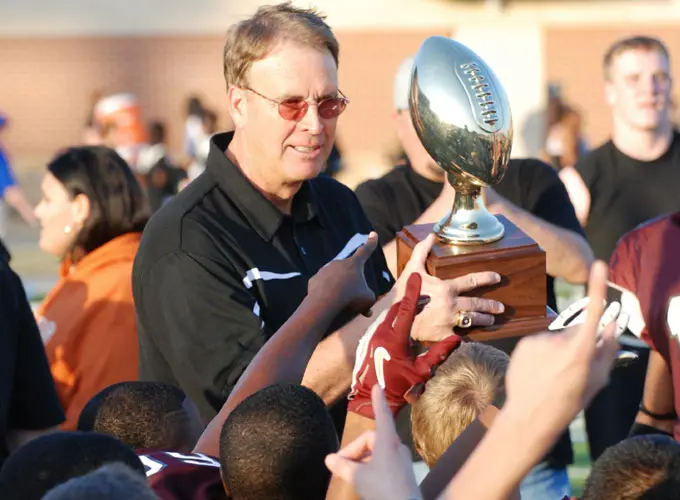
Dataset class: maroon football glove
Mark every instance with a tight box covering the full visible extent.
[347,272,462,419]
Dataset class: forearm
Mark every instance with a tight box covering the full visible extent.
[194,298,342,456]
[302,289,396,405]
[442,406,561,500]
[422,406,497,500]
[3,186,36,225]
[633,412,675,434]
[326,413,377,500]
[498,201,593,283]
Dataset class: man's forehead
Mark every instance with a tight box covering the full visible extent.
[247,41,338,94]
[612,48,670,72]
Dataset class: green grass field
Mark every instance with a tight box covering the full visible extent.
[568,441,591,497]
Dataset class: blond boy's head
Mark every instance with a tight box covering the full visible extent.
[411,342,508,467]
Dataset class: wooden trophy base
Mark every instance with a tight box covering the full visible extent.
[396,216,556,353]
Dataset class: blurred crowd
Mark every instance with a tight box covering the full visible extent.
[2,2,680,500]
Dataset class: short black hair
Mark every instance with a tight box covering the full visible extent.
[77,381,201,452]
[0,431,145,500]
[42,463,158,500]
[220,384,338,500]
[47,146,149,255]
[583,434,680,499]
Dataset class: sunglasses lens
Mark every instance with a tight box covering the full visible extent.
[279,100,307,121]
[318,98,347,119]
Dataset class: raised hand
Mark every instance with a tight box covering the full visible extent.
[326,385,422,500]
[308,232,379,317]
[396,233,505,342]
[505,261,622,434]
[348,272,462,419]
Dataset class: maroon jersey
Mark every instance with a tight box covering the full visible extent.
[138,450,227,500]
[609,211,680,441]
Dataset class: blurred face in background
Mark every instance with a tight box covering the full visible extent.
[394,108,443,182]
[34,173,89,259]
[605,48,673,132]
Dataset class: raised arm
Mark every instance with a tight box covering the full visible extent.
[193,234,379,456]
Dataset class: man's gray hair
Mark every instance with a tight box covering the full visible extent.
[42,462,159,500]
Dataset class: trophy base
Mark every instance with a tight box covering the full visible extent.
[396,216,553,348]
[434,206,505,245]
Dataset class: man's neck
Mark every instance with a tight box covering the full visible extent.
[612,120,675,161]
[227,134,295,214]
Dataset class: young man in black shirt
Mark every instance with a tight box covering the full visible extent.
[559,36,680,462]
[355,56,594,500]
[0,258,65,468]
[133,4,505,434]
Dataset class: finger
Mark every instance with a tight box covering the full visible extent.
[450,271,501,293]
[361,308,374,318]
[334,430,376,460]
[408,233,436,270]
[456,296,505,315]
[325,453,360,483]
[353,232,379,264]
[371,385,399,442]
[394,273,422,343]
[456,311,497,327]
[578,261,609,354]
[415,334,462,377]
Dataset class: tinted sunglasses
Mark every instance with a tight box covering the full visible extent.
[244,87,349,121]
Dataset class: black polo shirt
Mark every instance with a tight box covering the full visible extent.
[0,261,65,468]
[133,132,393,429]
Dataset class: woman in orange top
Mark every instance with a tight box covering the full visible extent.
[34,146,149,430]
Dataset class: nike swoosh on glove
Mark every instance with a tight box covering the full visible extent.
[347,272,463,419]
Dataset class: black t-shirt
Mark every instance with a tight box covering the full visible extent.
[355,158,584,468]
[576,131,680,262]
[356,158,585,312]
[0,261,65,467]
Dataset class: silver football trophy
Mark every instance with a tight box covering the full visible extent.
[409,36,513,245]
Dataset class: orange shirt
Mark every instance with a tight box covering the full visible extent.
[38,233,141,430]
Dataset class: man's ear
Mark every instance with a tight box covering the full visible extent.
[228,86,247,129]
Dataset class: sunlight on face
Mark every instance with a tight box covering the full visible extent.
[240,40,339,194]
[34,172,79,258]
[606,49,673,132]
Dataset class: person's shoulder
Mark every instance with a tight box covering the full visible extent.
[355,165,410,192]
[575,139,614,169]
[507,157,555,177]
[621,212,679,248]
[135,175,218,268]
[140,451,226,500]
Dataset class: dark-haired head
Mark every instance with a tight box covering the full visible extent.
[220,384,338,500]
[34,146,149,261]
[78,381,204,453]
[0,431,145,500]
[583,434,680,499]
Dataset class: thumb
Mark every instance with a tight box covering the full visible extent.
[353,232,379,264]
[408,233,436,270]
[325,453,360,483]
[415,334,462,377]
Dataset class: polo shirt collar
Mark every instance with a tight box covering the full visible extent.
[206,132,321,241]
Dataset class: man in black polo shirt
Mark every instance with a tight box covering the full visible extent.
[355,56,594,500]
[559,36,680,461]
[0,257,65,468]
[133,3,505,433]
